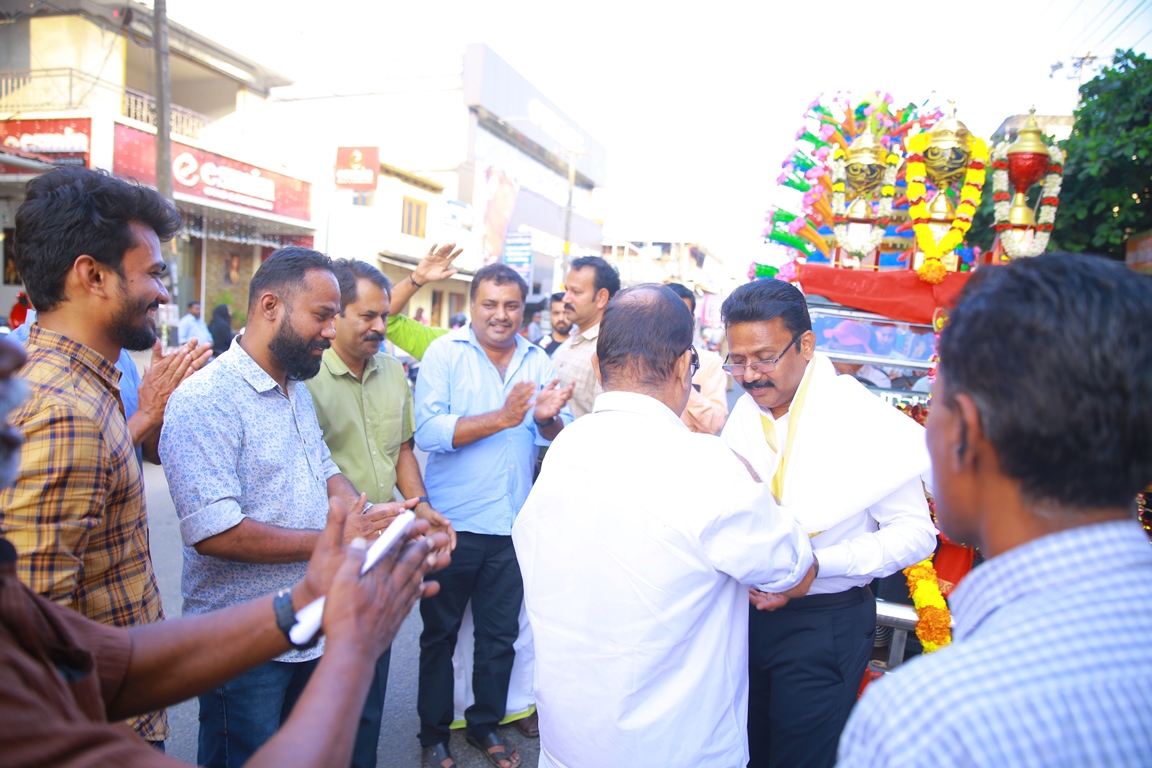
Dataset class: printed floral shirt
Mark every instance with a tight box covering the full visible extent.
[160,336,339,663]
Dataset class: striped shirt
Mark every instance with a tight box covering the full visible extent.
[837,519,1152,767]
[0,325,166,741]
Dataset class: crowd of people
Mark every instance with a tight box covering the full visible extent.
[0,165,1149,768]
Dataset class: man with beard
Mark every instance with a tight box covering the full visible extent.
[720,279,936,768]
[414,264,573,768]
[551,256,620,417]
[161,248,414,767]
[537,293,571,357]
[0,167,194,747]
[306,258,454,768]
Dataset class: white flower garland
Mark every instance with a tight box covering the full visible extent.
[991,141,1065,259]
[830,150,900,258]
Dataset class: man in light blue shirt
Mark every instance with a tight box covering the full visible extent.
[837,253,1152,768]
[177,300,212,346]
[414,263,573,768]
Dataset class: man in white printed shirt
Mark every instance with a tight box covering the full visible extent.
[720,279,937,768]
[514,284,817,768]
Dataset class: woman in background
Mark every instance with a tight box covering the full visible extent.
[209,304,234,358]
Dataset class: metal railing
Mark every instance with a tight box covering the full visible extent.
[0,68,211,140]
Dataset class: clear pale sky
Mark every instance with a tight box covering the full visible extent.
[164,0,1151,268]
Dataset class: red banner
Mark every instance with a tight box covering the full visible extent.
[112,123,311,222]
[797,264,971,325]
[334,147,379,190]
[0,118,91,172]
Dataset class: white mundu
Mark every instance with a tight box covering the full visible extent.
[722,352,937,595]
[513,391,814,768]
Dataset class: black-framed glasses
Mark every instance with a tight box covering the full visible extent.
[687,345,700,377]
[722,334,799,376]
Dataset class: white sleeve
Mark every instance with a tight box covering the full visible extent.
[814,476,938,580]
[696,449,814,593]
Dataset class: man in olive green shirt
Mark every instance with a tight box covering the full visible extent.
[307,258,454,768]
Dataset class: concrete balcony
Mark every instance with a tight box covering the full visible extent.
[0,68,212,140]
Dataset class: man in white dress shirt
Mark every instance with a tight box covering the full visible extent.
[720,279,937,768]
[513,284,817,768]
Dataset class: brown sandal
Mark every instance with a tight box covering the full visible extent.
[466,731,521,768]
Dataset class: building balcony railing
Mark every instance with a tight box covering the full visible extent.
[0,68,212,140]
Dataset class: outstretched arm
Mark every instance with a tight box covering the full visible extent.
[388,243,462,316]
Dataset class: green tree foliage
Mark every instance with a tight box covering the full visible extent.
[1053,50,1152,258]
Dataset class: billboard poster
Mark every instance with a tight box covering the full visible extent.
[502,232,533,284]
[112,123,311,222]
[0,118,92,173]
[334,147,379,190]
[475,166,519,265]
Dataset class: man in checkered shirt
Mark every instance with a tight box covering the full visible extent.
[837,253,1152,768]
[0,167,184,748]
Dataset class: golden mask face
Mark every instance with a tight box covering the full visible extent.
[924,144,971,188]
[845,161,884,196]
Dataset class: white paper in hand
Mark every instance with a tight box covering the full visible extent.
[289,510,417,646]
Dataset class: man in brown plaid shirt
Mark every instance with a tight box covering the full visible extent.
[0,167,192,748]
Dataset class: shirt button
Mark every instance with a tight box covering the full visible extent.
[372,450,377,455]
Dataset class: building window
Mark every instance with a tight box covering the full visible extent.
[352,191,374,206]
[402,197,427,238]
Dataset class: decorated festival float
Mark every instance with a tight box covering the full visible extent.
[751,93,1089,683]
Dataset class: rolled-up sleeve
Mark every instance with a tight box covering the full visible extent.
[414,341,462,454]
[159,388,245,546]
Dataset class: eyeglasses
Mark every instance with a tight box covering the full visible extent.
[722,335,799,376]
[687,345,700,377]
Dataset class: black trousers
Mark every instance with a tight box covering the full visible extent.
[747,586,876,768]
[417,532,523,746]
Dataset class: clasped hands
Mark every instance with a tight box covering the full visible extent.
[499,378,574,429]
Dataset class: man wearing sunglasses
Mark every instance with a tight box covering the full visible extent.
[720,279,937,768]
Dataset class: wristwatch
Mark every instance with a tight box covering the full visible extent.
[534,414,557,428]
[273,588,319,649]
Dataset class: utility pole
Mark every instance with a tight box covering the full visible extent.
[153,0,175,348]
[153,0,173,202]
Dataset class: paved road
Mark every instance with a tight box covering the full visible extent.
[143,462,540,768]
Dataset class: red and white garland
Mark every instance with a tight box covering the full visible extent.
[830,146,900,258]
[991,142,1065,258]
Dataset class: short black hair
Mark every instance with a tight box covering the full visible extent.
[721,279,811,336]
[571,256,621,300]
[470,263,527,302]
[13,167,182,313]
[666,282,696,313]
[248,247,334,310]
[597,284,694,391]
[331,258,392,312]
[550,291,566,306]
[188,300,201,309]
[939,253,1152,510]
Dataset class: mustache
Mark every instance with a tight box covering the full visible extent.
[310,340,331,351]
[564,303,575,312]
[362,333,384,343]
[741,379,775,392]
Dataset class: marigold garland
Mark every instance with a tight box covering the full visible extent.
[903,556,952,653]
[829,146,901,258]
[990,141,1065,258]
[905,131,988,284]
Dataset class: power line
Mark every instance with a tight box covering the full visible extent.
[1054,0,1095,34]
[1133,25,1152,47]
[1094,0,1152,51]
[1067,0,1128,54]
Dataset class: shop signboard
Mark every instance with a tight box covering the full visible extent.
[334,147,379,190]
[502,232,533,284]
[0,118,92,173]
[112,123,311,222]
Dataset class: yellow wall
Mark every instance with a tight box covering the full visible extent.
[30,16,126,85]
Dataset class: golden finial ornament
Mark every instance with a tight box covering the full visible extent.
[1005,108,1050,227]
[844,132,887,198]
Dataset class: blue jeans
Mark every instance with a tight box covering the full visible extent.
[198,653,392,768]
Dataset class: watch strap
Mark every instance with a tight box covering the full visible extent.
[273,588,319,649]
